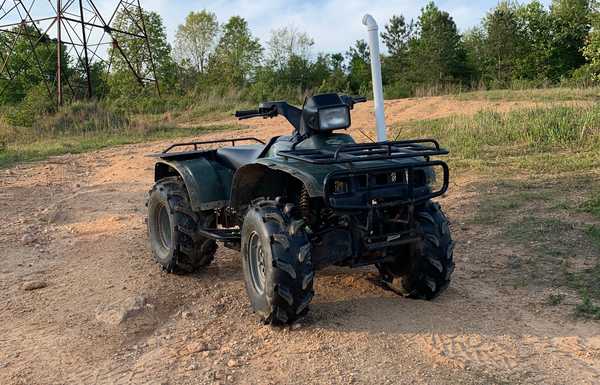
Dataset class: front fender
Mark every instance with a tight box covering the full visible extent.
[155,158,233,211]
[230,162,323,210]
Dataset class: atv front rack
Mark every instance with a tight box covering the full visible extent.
[277,139,448,164]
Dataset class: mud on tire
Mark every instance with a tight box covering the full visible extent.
[146,177,217,273]
[379,201,455,299]
[241,199,315,324]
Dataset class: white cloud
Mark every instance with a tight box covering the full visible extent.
[2,0,554,54]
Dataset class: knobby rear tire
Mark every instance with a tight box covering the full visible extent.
[146,177,217,274]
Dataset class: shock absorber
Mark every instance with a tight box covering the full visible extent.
[299,187,312,224]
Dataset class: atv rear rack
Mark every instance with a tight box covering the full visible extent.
[277,139,448,164]
[148,137,265,158]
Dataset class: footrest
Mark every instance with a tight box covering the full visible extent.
[197,228,241,242]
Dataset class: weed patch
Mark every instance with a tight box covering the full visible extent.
[575,293,600,320]
[582,196,600,219]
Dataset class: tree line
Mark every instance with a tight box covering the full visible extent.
[1,0,599,108]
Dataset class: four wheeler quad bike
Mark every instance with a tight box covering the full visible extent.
[146,93,455,324]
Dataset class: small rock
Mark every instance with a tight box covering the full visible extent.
[22,281,47,291]
[186,341,208,354]
[95,296,149,325]
[0,362,7,368]
[227,375,233,382]
[21,234,36,245]
[291,323,302,331]
[202,351,211,358]
[187,364,198,371]
[182,311,193,319]
[226,359,238,368]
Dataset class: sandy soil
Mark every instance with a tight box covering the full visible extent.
[1,97,599,385]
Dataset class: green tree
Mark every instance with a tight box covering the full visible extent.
[516,0,554,80]
[174,10,219,74]
[0,25,63,104]
[462,27,486,84]
[583,3,600,80]
[409,2,468,84]
[318,53,348,93]
[382,15,414,58]
[267,27,314,70]
[481,1,524,85]
[346,39,371,94]
[550,0,593,77]
[209,16,262,88]
[381,14,415,87]
[109,10,176,97]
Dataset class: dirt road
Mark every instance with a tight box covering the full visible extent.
[1,97,599,385]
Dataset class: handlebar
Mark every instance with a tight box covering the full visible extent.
[235,107,278,120]
[234,95,367,120]
[235,109,259,118]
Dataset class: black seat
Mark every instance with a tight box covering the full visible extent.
[216,144,265,169]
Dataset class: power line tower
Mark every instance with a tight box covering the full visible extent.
[0,0,160,106]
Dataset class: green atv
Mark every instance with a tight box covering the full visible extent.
[146,93,455,324]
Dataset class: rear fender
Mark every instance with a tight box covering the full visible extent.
[230,163,321,210]
[155,158,233,211]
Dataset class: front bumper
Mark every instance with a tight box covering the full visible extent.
[323,160,449,210]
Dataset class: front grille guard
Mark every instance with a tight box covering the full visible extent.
[323,160,449,210]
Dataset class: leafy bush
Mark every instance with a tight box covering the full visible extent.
[384,81,412,99]
[38,101,129,136]
[5,85,55,127]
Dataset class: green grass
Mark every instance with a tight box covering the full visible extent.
[585,225,600,248]
[469,174,600,318]
[453,87,600,102]
[0,95,248,168]
[392,104,600,173]
[546,293,565,306]
[0,124,237,169]
[581,196,600,218]
[575,293,600,320]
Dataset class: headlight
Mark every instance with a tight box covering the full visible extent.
[319,106,350,130]
[333,179,350,194]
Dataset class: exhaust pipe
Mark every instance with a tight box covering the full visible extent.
[362,14,387,142]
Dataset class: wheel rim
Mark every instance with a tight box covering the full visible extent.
[248,231,266,294]
[157,204,172,249]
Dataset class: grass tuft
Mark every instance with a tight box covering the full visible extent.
[546,293,565,306]
[581,196,600,219]
[575,292,600,320]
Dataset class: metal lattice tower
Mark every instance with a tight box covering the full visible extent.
[0,0,160,105]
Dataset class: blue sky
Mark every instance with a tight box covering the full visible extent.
[4,0,553,53]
